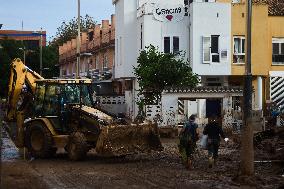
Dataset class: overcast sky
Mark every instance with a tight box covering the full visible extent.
[0,0,114,41]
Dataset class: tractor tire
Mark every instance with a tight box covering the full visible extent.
[67,132,88,161]
[25,121,56,158]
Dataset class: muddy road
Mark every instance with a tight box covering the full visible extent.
[1,129,235,189]
[0,103,283,189]
[1,125,284,189]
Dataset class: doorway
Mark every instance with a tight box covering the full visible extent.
[206,99,222,117]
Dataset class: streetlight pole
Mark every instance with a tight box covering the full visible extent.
[76,0,81,79]
[240,0,254,177]
[40,27,43,76]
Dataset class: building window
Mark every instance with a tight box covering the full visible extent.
[184,0,192,16]
[202,35,220,63]
[103,54,108,69]
[95,56,100,70]
[164,37,171,53]
[232,96,241,111]
[211,35,220,63]
[233,36,245,64]
[203,36,211,63]
[173,36,180,54]
[272,38,284,65]
[89,59,93,69]
[88,31,94,41]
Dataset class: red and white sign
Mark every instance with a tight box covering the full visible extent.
[153,4,185,22]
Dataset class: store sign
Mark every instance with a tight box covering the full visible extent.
[153,4,185,22]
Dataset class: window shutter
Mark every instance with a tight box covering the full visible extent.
[202,36,211,63]
[164,37,171,53]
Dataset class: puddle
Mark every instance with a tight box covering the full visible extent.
[1,128,20,161]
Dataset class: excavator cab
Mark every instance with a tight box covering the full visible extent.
[32,80,95,133]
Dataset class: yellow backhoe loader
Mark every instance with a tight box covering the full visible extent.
[5,58,162,160]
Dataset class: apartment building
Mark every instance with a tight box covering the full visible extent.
[229,0,284,113]
[0,30,47,48]
[59,15,118,95]
[113,0,284,123]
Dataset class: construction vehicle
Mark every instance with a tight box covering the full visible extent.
[5,59,162,160]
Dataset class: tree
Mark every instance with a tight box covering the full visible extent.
[134,45,199,105]
[26,46,59,78]
[0,40,24,97]
[50,14,96,47]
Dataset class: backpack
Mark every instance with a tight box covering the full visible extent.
[179,122,193,146]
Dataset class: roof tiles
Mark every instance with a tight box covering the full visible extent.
[253,0,284,16]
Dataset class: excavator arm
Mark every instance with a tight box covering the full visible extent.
[6,58,43,121]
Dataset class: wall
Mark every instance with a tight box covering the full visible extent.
[231,4,270,76]
[115,0,189,78]
[138,1,190,60]
[161,94,179,126]
[114,0,138,78]
[160,91,240,127]
[268,16,284,72]
[59,17,115,79]
[97,95,126,115]
[190,2,232,76]
[0,30,47,47]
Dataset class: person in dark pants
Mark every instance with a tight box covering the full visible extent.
[203,116,228,168]
[179,114,199,170]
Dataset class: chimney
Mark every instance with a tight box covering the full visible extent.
[59,45,63,55]
[71,38,77,49]
[102,20,109,30]
[102,20,110,44]
[66,41,70,51]
[94,24,101,47]
[81,32,88,44]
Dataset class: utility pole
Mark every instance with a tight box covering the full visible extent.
[40,27,43,76]
[240,0,254,177]
[76,0,81,79]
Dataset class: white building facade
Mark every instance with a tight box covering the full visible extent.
[113,0,233,123]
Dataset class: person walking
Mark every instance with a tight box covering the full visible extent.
[203,116,228,168]
[179,115,199,170]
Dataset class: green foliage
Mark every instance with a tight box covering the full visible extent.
[0,40,59,98]
[134,100,146,123]
[134,45,199,104]
[26,46,59,79]
[50,14,96,47]
[0,40,24,97]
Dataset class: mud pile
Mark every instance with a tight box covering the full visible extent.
[254,128,284,161]
[95,123,163,157]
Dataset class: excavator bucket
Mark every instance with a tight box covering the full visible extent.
[95,123,163,157]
